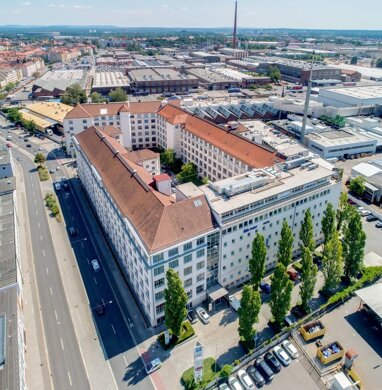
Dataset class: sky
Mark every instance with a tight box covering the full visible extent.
[0,0,381,30]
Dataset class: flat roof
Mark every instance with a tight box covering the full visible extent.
[308,129,376,147]
[128,68,197,83]
[186,68,236,84]
[24,101,72,125]
[356,283,382,319]
[20,110,53,130]
[321,85,382,100]
[93,71,130,88]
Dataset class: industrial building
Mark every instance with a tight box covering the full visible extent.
[210,67,270,87]
[189,52,221,63]
[91,71,130,95]
[185,68,238,90]
[219,48,248,59]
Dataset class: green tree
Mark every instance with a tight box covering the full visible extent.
[108,87,127,102]
[299,209,315,252]
[342,210,366,280]
[350,56,358,65]
[176,162,198,183]
[238,285,261,344]
[349,176,366,197]
[336,192,352,232]
[277,220,294,267]
[375,58,382,68]
[249,233,266,291]
[160,148,176,168]
[322,231,343,291]
[61,84,87,106]
[267,66,281,82]
[270,263,293,327]
[321,203,336,246]
[34,152,46,166]
[5,82,16,92]
[7,108,22,123]
[164,269,188,338]
[220,364,233,378]
[90,91,106,103]
[299,247,317,312]
[23,119,36,133]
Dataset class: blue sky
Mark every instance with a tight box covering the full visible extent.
[1,0,381,30]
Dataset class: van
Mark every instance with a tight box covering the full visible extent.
[46,129,53,136]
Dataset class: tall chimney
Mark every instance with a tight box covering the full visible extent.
[233,1,238,49]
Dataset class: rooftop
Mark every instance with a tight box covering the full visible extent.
[320,85,382,100]
[24,101,72,125]
[124,149,159,163]
[308,128,377,147]
[356,284,382,320]
[93,71,130,88]
[128,68,198,83]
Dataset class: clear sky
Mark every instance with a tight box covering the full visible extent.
[1,0,381,30]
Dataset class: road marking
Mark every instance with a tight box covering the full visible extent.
[81,242,84,248]
[111,324,116,335]
[93,276,97,285]
[50,287,53,296]
[42,249,45,257]
[34,199,36,206]
[46,267,49,275]
[40,235,43,241]
[33,191,35,197]
[36,210,38,216]
[37,221,40,228]
[67,371,72,387]
[123,355,128,366]
[102,298,105,305]
[86,258,90,264]
[61,338,64,350]
[54,310,58,321]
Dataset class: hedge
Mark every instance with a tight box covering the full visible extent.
[44,193,62,223]
[157,321,195,350]
[181,357,220,390]
[37,166,49,181]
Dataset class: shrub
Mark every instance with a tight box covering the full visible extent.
[157,321,195,350]
[220,364,233,378]
[38,166,49,181]
[181,357,220,390]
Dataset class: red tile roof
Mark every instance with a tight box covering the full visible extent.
[158,104,282,169]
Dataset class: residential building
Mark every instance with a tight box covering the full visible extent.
[47,48,81,63]
[0,68,22,89]
[124,149,160,176]
[16,58,45,78]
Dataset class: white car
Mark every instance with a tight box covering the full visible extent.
[360,209,371,217]
[145,358,161,374]
[229,295,241,312]
[195,307,210,324]
[91,259,100,272]
[228,375,244,390]
[273,345,291,366]
[237,369,255,389]
[282,340,299,359]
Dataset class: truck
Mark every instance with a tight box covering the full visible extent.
[46,129,53,136]
[300,320,326,341]
[317,341,344,365]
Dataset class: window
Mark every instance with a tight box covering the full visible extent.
[169,259,179,269]
[154,265,164,276]
[153,253,164,264]
[196,237,205,246]
[196,249,205,258]
[196,273,204,282]
[183,242,192,251]
[184,266,192,276]
[184,254,192,264]
[154,278,165,289]
[155,291,164,301]
[156,303,165,314]
[168,248,178,257]
[196,261,205,270]
[184,278,192,287]
[196,285,204,294]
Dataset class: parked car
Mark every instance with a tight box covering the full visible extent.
[6,135,12,140]
[264,352,281,373]
[91,259,100,272]
[229,295,241,311]
[246,366,265,388]
[49,168,55,174]
[228,376,244,390]
[187,310,197,324]
[54,182,62,191]
[237,369,255,389]
[69,227,78,237]
[145,358,161,374]
[254,358,274,382]
[24,138,29,142]
[282,340,299,359]
[260,282,271,294]
[195,307,210,324]
[218,383,230,390]
[287,268,299,282]
[26,143,32,148]
[284,314,298,327]
[376,220,382,228]
[366,214,378,222]
[273,346,291,366]
[6,143,11,148]
[95,304,104,316]
[291,305,305,319]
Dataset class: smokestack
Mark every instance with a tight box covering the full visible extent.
[233,1,238,49]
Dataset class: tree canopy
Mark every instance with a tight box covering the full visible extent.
[90,91,106,103]
[108,87,127,102]
[349,176,366,197]
[176,162,198,184]
[34,152,46,166]
[267,66,281,83]
[277,220,294,267]
[61,84,87,106]
[299,247,317,312]
[249,233,266,291]
[375,58,382,69]
[299,209,315,252]
[322,231,343,291]
[238,285,261,344]
[321,203,336,246]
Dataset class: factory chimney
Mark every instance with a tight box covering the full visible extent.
[233,1,238,49]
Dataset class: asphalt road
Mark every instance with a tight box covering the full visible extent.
[12,147,90,390]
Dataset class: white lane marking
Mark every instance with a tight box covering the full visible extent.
[40,235,43,241]
[34,199,36,206]
[42,249,45,257]
[54,310,58,321]
[46,267,49,275]
[123,355,128,366]
[36,210,38,216]
[111,324,116,335]
[86,258,90,264]
[67,371,72,387]
[61,338,64,350]
[33,191,35,197]
[38,222,40,228]
[93,276,97,285]
[101,298,105,306]
[50,287,53,296]
[81,242,84,248]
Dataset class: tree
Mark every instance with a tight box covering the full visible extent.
[350,56,358,65]
[299,247,317,312]
[7,108,22,123]
[267,66,281,83]
[90,91,106,103]
[322,231,343,291]
[160,148,176,168]
[220,364,233,378]
[277,220,294,267]
[176,162,198,183]
[238,285,261,344]
[60,84,87,106]
[108,87,127,102]
[249,233,266,291]
[5,82,16,92]
[321,203,336,246]
[299,209,315,252]
[23,119,36,133]
[34,152,46,166]
[375,58,382,69]
[270,263,293,328]
[336,192,352,232]
[349,176,366,197]
[164,269,188,338]
[342,210,366,280]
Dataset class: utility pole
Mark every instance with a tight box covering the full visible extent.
[301,51,315,145]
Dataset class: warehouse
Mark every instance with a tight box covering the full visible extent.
[92,71,130,95]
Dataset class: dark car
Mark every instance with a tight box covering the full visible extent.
[264,352,281,373]
[366,214,377,222]
[254,358,274,382]
[246,366,265,388]
[187,310,197,324]
[291,305,306,319]
[24,138,29,142]
[69,227,78,237]
[26,144,32,148]
[260,282,271,294]
[95,304,104,316]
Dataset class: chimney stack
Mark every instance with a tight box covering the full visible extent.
[233,1,238,49]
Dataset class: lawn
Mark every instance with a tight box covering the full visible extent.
[181,357,220,390]
[158,320,195,350]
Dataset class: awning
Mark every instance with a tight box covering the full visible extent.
[207,284,228,302]
[355,284,382,319]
